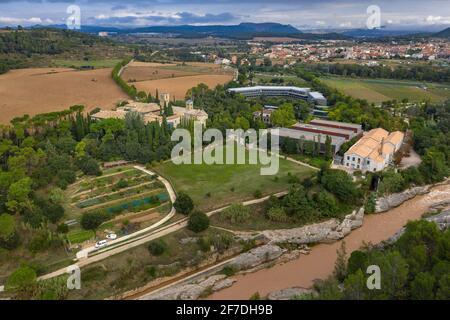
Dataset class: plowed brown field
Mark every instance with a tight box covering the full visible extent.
[0,67,127,123]
[132,74,234,100]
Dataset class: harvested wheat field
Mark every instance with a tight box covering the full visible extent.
[0,67,127,123]
[132,74,234,100]
[122,66,198,82]
[123,61,232,83]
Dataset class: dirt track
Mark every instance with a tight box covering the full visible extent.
[0,67,127,123]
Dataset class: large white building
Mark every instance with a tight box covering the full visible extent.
[228,86,327,105]
[344,128,404,172]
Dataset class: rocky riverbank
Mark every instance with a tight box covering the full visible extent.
[375,185,430,213]
[141,208,366,300]
[258,207,365,244]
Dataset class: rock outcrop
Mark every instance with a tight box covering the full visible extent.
[260,208,365,245]
[425,209,450,231]
[141,244,285,300]
[228,244,284,270]
[375,186,430,213]
[143,274,227,300]
[267,287,315,300]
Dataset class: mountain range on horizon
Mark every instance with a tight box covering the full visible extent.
[15,22,450,40]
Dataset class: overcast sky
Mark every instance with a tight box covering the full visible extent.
[0,0,449,31]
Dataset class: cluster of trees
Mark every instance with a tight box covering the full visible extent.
[173,192,209,233]
[4,264,69,300]
[373,100,450,197]
[264,168,360,224]
[0,105,174,253]
[0,28,115,55]
[111,58,137,98]
[292,66,408,132]
[305,63,450,83]
[314,220,450,300]
[280,135,333,160]
[0,28,128,74]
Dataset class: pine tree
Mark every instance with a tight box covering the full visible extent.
[334,241,348,282]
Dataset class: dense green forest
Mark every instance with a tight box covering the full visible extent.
[0,28,131,74]
[312,220,450,300]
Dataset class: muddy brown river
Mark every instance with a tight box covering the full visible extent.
[209,183,450,300]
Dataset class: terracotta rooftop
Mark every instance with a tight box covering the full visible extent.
[345,128,404,164]
[91,110,127,120]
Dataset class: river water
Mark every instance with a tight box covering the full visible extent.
[209,183,450,300]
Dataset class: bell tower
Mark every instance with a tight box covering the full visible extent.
[186,99,194,110]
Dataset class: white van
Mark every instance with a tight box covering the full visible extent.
[95,240,108,249]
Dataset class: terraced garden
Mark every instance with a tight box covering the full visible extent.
[64,166,172,245]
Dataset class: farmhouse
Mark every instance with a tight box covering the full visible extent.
[343,128,404,172]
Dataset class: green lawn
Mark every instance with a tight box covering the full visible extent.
[153,150,315,212]
[52,59,122,69]
[321,76,450,103]
[67,229,95,244]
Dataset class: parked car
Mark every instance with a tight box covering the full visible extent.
[95,240,108,249]
[106,233,117,240]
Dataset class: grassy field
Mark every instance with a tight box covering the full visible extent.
[153,150,315,212]
[52,59,122,69]
[320,76,450,103]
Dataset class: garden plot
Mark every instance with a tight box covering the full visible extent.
[64,167,172,244]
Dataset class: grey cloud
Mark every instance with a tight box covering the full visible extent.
[90,11,238,26]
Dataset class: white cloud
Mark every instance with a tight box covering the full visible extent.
[424,15,450,24]
[0,16,51,25]
[339,21,352,27]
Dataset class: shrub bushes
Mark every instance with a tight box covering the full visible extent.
[0,214,20,250]
[266,207,289,222]
[220,203,251,223]
[188,211,209,233]
[81,211,107,230]
[148,240,167,256]
[174,192,194,215]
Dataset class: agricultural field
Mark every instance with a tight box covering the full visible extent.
[64,166,171,246]
[123,61,234,100]
[320,76,450,103]
[152,148,316,212]
[0,67,127,124]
